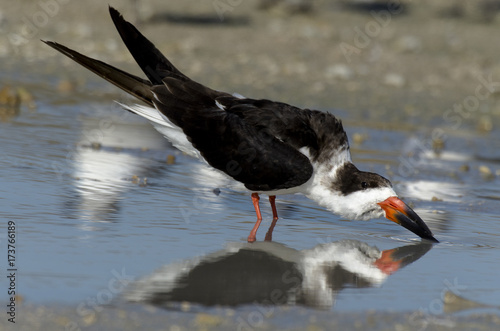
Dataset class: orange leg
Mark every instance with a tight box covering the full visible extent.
[265,195,279,241]
[248,193,262,243]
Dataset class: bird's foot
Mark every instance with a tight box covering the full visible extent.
[247,235,257,243]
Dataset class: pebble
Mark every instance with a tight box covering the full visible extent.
[325,64,353,80]
[383,73,405,88]
[352,133,367,145]
[166,154,176,164]
[477,116,493,132]
[195,313,223,327]
[394,35,422,53]
[90,142,102,150]
[432,138,445,154]
[459,164,470,172]
[180,301,190,312]
[57,79,78,93]
[479,165,494,179]
[0,85,20,108]
[131,175,148,186]
[82,312,97,326]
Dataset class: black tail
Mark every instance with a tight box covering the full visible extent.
[108,6,189,84]
[43,40,155,106]
[42,6,193,106]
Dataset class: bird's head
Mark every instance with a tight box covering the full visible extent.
[311,162,438,242]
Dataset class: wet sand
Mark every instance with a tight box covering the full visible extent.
[1,301,499,330]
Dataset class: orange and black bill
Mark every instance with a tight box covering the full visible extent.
[378,196,438,243]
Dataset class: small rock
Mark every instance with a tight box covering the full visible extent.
[352,133,368,145]
[17,87,36,110]
[432,138,445,154]
[394,35,422,53]
[180,301,190,312]
[166,154,176,164]
[90,142,101,150]
[479,165,494,179]
[477,116,493,132]
[383,73,405,88]
[459,164,470,172]
[431,196,443,202]
[325,64,353,80]
[195,313,223,327]
[57,79,78,93]
[0,85,20,108]
[81,312,97,326]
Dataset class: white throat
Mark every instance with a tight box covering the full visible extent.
[305,163,397,221]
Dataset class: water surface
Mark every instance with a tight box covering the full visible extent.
[1,63,500,319]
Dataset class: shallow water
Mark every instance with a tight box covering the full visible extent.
[1,64,500,320]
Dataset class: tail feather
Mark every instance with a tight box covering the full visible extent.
[108,6,189,84]
[43,7,223,114]
[42,40,155,106]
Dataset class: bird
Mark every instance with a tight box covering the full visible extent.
[43,6,438,243]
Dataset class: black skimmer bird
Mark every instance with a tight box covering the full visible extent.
[44,7,438,243]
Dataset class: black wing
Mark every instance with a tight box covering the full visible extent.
[215,97,349,164]
[152,78,314,191]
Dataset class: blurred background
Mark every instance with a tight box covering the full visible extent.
[3,0,500,121]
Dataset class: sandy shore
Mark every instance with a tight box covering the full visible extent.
[0,301,499,330]
[3,0,500,126]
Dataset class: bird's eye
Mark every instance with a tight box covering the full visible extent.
[361,182,368,189]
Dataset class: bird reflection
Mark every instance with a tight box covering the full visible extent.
[124,240,432,309]
[67,116,169,224]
